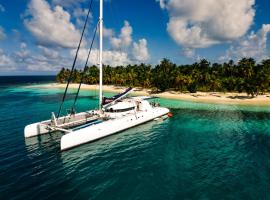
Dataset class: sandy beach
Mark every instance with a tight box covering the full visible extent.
[35,83,270,106]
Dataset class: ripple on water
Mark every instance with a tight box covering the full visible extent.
[1,85,270,199]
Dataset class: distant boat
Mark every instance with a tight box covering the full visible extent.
[24,0,170,151]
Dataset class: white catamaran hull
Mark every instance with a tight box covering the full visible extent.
[60,107,169,150]
[24,111,97,138]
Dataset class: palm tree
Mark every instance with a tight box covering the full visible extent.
[56,57,270,95]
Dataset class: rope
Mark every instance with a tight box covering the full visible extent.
[57,0,93,118]
[71,21,99,113]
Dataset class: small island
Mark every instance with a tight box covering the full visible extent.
[49,58,270,106]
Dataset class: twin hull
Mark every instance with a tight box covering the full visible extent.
[61,107,169,150]
[24,107,169,150]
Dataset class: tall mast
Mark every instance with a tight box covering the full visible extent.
[99,0,103,111]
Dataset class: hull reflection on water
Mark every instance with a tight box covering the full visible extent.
[60,119,167,163]
[25,131,63,155]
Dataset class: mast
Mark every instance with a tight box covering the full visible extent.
[99,0,103,111]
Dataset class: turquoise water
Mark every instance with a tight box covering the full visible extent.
[1,82,270,199]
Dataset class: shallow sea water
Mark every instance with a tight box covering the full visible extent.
[1,81,270,200]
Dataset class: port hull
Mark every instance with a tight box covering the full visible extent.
[24,111,98,138]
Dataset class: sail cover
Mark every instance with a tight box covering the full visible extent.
[102,87,133,106]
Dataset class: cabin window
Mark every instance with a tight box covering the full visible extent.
[105,106,135,113]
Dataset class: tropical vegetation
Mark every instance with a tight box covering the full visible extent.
[56,58,270,97]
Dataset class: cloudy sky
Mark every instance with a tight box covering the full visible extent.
[0,0,269,75]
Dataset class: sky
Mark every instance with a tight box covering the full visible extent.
[0,0,269,75]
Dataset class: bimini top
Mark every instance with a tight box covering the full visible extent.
[105,101,135,113]
[131,96,159,101]
[102,87,133,107]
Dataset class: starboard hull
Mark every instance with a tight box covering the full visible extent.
[60,107,169,150]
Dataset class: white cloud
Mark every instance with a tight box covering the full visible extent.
[99,50,131,66]
[24,0,81,48]
[156,0,166,9]
[20,42,27,49]
[73,7,88,18]
[16,0,150,73]
[103,26,114,38]
[110,21,133,49]
[0,42,71,72]
[158,0,255,49]
[76,40,150,66]
[0,49,16,71]
[17,44,70,72]
[15,43,30,59]
[107,20,150,63]
[73,7,92,27]
[75,48,131,67]
[38,45,60,59]
[220,24,270,62]
[0,26,6,40]
[72,20,150,65]
[0,4,5,12]
[132,39,150,62]
[51,0,86,8]
[182,48,195,58]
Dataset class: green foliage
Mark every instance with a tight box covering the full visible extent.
[56,58,270,96]
[152,59,176,91]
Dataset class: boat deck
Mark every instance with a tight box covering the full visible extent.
[41,111,101,131]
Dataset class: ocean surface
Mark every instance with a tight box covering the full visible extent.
[1,76,270,200]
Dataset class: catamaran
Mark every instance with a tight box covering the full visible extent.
[24,0,170,151]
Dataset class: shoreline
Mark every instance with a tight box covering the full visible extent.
[32,83,270,106]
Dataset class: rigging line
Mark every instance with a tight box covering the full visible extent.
[71,21,99,112]
[56,0,94,118]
